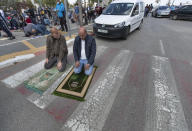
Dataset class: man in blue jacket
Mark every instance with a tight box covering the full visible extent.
[73,27,96,76]
[56,0,68,32]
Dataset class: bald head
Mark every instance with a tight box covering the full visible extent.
[51,27,61,39]
[79,27,87,40]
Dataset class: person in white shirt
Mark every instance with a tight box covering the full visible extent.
[73,27,96,75]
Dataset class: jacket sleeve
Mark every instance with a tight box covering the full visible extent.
[60,3,65,12]
[58,36,68,61]
[46,36,51,59]
[88,38,96,65]
[73,37,79,62]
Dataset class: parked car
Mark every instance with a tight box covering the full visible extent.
[170,5,192,20]
[152,6,171,17]
[93,0,144,39]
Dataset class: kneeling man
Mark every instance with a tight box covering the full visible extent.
[44,27,68,72]
[73,27,96,75]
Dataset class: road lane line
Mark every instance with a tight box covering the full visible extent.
[0,46,46,62]
[1,39,75,88]
[0,54,35,69]
[62,50,133,131]
[22,40,36,49]
[0,38,8,40]
[160,40,165,55]
[28,46,107,109]
[145,56,188,131]
[0,35,48,47]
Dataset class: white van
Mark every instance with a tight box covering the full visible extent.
[93,0,144,39]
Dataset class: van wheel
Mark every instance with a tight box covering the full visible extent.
[122,27,130,40]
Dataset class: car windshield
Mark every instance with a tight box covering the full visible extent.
[102,3,134,15]
[159,6,170,10]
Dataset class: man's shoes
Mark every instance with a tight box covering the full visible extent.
[9,36,16,40]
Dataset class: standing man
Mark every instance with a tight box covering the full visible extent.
[74,4,79,24]
[44,27,68,72]
[0,9,15,40]
[73,27,96,76]
[56,0,68,32]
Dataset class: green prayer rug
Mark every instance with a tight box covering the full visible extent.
[24,67,63,94]
[53,67,97,101]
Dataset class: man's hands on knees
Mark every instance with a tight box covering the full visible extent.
[85,64,90,70]
[75,61,80,68]
[57,61,62,70]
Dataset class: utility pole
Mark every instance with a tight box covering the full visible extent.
[78,0,83,26]
[64,0,71,37]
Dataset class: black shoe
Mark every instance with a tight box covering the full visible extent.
[9,36,16,40]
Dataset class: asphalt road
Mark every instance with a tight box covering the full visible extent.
[0,17,192,131]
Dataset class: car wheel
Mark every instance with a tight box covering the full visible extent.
[173,15,178,20]
[122,26,130,40]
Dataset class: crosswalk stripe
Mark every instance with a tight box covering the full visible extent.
[62,50,133,131]
[28,46,107,109]
[1,39,74,88]
[145,56,188,131]
[0,38,8,40]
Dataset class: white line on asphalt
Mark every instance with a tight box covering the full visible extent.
[28,46,107,109]
[1,39,75,88]
[145,56,188,131]
[62,50,133,131]
[0,54,35,69]
[0,35,47,47]
[160,40,165,55]
[0,38,8,41]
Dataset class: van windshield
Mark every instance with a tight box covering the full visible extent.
[102,3,134,15]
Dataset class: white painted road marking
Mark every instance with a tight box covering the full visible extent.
[160,40,165,55]
[0,35,48,47]
[28,46,107,109]
[145,56,188,131]
[62,50,133,131]
[1,39,74,88]
[0,38,8,41]
[0,54,35,69]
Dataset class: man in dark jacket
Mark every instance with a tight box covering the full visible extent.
[73,27,96,75]
[44,27,68,72]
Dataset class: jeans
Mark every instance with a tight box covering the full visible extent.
[36,24,50,35]
[74,59,93,76]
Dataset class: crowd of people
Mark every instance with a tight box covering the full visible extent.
[145,4,153,17]
[0,0,105,40]
[0,6,54,39]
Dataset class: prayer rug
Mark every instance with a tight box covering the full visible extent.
[24,67,63,94]
[53,67,97,101]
